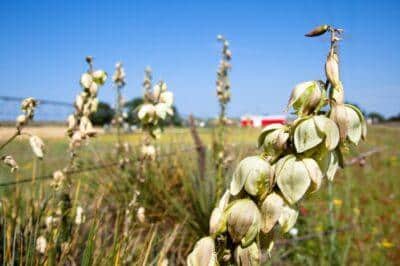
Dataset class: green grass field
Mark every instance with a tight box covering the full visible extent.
[0,125,399,265]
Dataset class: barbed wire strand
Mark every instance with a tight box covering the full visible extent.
[0,146,382,188]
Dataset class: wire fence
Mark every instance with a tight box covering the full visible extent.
[0,146,382,188]
[0,96,74,122]
[0,145,198,188]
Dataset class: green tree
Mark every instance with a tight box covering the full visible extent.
[368,112,385,123]
[90,102,114,126]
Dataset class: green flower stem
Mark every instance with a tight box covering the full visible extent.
[0,130,20,152]
[115,85,123,148]
[327,180,337,265]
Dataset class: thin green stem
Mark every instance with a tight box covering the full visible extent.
[116,86,122,148]
[327,180,337,265]
[0,130,20,152]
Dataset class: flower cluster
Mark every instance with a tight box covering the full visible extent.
[1,97,45,172]
[216,35,232,105]
[16,97,38,129]
[112,62,126,88]
[112,62,126,128]
[1,155,18,172]
[188,26,366,265]
[137,67,174,152]
[67,57,107,150]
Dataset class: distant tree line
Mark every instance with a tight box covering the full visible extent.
[345,102,399,123]
[90,97,182,126]
[90,99,399,126]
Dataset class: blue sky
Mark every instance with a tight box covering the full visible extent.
[1,0,399,118]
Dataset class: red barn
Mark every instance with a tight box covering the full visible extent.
[241,115,286,128]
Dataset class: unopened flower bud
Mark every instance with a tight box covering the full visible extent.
[331,82,345,104]
[325,52,340,88]
[305,25,329,37]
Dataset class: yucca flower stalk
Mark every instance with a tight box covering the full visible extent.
[0,97,46,172]
[188,26,366,265]
[112,62,126,148]
[111,62,131,168]
[137,67,174,160]
[46,56,107,261]
[133,67,174,222]
[214,35,232,198]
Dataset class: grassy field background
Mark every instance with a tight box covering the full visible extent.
[0,125,399,265]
